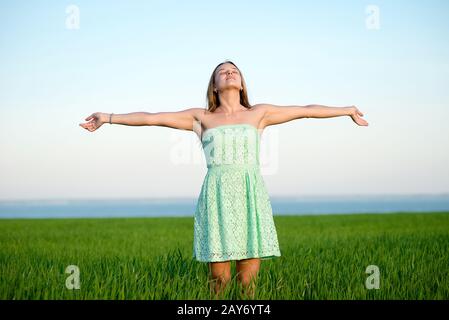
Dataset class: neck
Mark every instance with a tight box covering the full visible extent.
[217,89,243,114]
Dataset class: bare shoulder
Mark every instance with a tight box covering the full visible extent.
[252,103,278,109]
[251,103,279,114]
[182,107,206,115]
[150,107,206,131]
[252,103,309,127]
[251,103,279,128]
[251,103,268,111]
[188,107,208,121]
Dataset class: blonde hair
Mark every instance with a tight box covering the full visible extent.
[205,60,252,112]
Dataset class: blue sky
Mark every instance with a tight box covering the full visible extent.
[0,0,448,200]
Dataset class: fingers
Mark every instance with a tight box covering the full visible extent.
[79,122,96,131]
[79,116,99,131]
[351,113,369,126]
[85,113,96,121]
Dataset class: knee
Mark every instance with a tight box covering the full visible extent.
[209,261,232,287]
[211,271,232,285]
[237,272,258,286]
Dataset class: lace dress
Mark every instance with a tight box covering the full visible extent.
[193,123,282,262]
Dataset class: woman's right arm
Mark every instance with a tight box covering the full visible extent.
[79,108,203,132]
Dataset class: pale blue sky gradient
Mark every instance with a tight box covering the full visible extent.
[1,0,448,200]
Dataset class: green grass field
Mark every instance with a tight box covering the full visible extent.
[1,212,448,300]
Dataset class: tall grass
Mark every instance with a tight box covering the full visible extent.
[1,212,448,299]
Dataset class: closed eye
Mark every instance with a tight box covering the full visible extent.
[219,69,239,74]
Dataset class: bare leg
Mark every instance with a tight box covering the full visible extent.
[208,261,231,299]
[236,258,261,299]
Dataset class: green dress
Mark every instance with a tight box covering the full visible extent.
[193,124,282,262]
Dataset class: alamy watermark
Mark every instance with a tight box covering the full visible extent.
[65,4,80,30]
[365,5,380,30]
[365,265,380,289]
[65,265,81,290]
[168,121,280,175]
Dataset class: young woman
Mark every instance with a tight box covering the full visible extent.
[79,60,369,299]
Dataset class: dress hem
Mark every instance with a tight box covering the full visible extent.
[192,252,282,263]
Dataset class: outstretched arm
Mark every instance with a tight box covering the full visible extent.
[79,108,203,132]
[256,104,369,128]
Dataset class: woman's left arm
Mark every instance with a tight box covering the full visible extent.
[255,104,369,127]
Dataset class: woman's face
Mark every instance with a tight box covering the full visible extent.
[214,63,242,93]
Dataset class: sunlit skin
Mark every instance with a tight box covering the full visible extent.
[79,62,368,132]
[79,62,369,299]
[213,64,246,114]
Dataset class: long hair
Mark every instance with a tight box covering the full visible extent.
[205,60,252,112]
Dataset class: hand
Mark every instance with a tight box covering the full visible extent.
[79,112,108,132]
[348,106,369,126]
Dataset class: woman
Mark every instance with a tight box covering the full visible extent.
[79,60,369,299]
